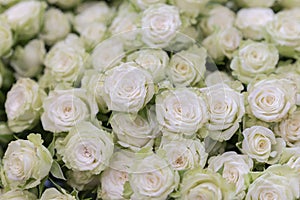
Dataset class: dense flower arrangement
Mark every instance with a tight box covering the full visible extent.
[0,0,300,199]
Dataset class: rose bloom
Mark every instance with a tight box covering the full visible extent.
[247,77,297,122]
[1,134,53,189]
[101,62,154,113]
[141,4,181,48]
[241,126,285,164]
[156,88,208,137]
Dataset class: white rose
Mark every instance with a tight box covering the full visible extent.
[167,45,207,87]
[275,110,300,147]
[141,4,181,48]
[247,77,297,122]
[42,35,89,87]
[278,0,300,8]
[236,0,275,7]
[100,150,135,200]
[205,71,233,87]
[265,9,300,57]
[200,5,235,36]
[203,27,242,61]
[41,87,98,133]
[101,62,155,113]
[40,188,76,200]
[156,88,208,137]
[0,190,36,200]
[171,0,209,18]
[129,151,179,200]
[236,8,274,40]
[180,168,235,200]
[0,21,13,57]
[55,121,114,174]
[0,0,19,6]
[110,107,159,151]
[74,1,114,33]
[47,0,80,9]
[92,37,125,72]
[109,10,142,50]
[127,48,169,83]
[1,134,52,189]
[3,1,46,41]
[39,8,71,46]
[5,78,46,132]
[208,152,253,199]
[279,147,300,171]
[241,126,285,164]
[130,0,167,10]
[10,39,45,78]
[230,41,279,84]
[246,165,300,200]
[200,83,245,141]
[80,22,106,51]
[160,137,207,171]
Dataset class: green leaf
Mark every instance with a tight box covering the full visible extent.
[50,160,66,180]
[47,135,56,157]
[122,181,133,199]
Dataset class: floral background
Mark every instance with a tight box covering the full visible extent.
[0,0,300,199]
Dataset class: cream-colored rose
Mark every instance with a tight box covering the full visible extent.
[40,188,76,200]
[80,22,106,51]
[203,27,242,61]
[47,0,80,9]
[208,152,253,199]
[74,1,113,33]
[247,77,297,122]
[43,35,89,87]
[156,88,208,137]
[92,37,125,72]
[131,0,166,10]
[5,78,46,132]
[205,71,233,87]
[141,4,181,48]
[171,0,209,18]
[241,126,285,164]
[101,62,155,113]
[1,134,52,189]
[180,168,235,200]
[39,8,71,46]
[275,110,300,147]
[41,87,98,133]
[160,137,207,171]
[278,0,300,8]
[236,0,275,7]
[100,150,135,200]
[167,45,207,87]
[127,48,169,83]
[201,83,245,141]
[110,107,159,151]
[55,121,114,174]
[200,5,235,36]
[236,8,274,40]
[2,1,46,41]
[109,9,142,50]
[265,9,300,57]
[129,151,179,200]
[0,21,13,57]
[10,39,45,78]
[0,190,36,200]
[246,165,300,200]
[230,41,279,84]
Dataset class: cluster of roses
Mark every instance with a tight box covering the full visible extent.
[0,0,300,199]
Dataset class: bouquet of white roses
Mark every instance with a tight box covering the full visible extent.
[0,0,300,199]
